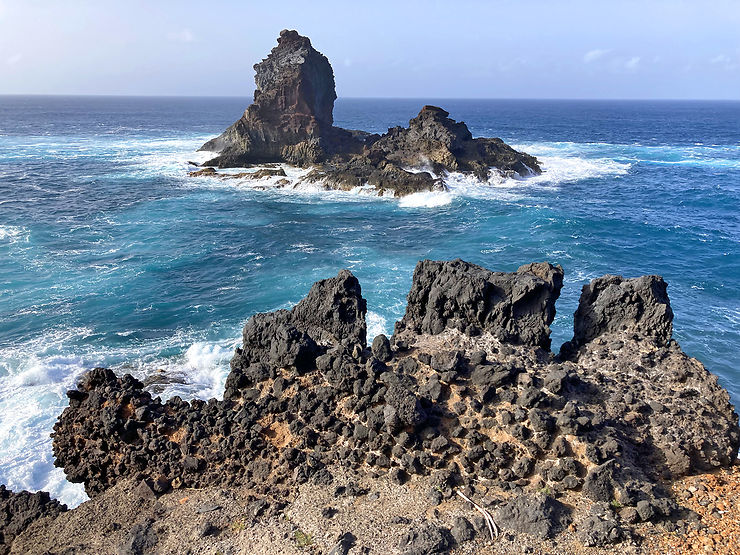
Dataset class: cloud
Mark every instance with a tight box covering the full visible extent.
[710,54,731,65]
[167,28,194,43]
[497,57,528,72]
[583,49,610,63]
[6,53,22,66]
[624,56,641,70]
[709,53,737,71]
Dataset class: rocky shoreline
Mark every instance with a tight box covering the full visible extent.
[192,30,541,197]
[2,258,738,554]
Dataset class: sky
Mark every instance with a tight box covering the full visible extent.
[0,0,739,99]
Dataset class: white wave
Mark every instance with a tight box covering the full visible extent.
[107,337,237,402]
[367,311,391,340]
[529,155,631,183]
[515,140,740,170]
[716,306,740,326]
[185,142,635,206]
[0,225,29,244]
[0,335,91,507]
[399,191,453,208]
[0,323,238,508]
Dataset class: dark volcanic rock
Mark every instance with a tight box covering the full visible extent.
[0,485,66,555]
[577,513,623,547]
[371,334,392,362]
[394,259,563,349]
[227,269,366,397]
[118,518,158,555]
[49,258,740,550]
[494,492,571,539]
[564,274,740,476]
[301,156,444,197]
[450,516,476,543]
[570,274,673,348]
[198,31,541,196]
[384,385,427,428]
[300,105,541,197]
[368,105,540,180]
[398,523,453,555]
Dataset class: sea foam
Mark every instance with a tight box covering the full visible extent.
[185,144,633,207]
[0,323,239,508]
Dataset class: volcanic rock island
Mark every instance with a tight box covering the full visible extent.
[190,30,541,196]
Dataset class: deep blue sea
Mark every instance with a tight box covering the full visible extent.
[1,96,739,506]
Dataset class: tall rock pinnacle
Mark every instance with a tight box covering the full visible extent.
[199,30,345,166]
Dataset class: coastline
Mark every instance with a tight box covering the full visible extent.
[3,259,739,553]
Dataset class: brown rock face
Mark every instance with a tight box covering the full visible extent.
[200,30,365,166]
[253,30,335,128]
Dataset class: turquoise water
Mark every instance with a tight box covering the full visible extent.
[1,96,739,506]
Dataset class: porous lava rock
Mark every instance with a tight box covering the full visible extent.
[398,523,453,555]
[569,274,674,348]
[49,259,739,549]
[394,259,563,349]
[226,268,367,398]
[0,486,66,555]
[198,31,541,196]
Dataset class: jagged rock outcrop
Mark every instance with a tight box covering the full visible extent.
[225,269,367,399]
[394,259,563,349]
[0,486,66,555]
[368,105,540,179]
[197,31,541,196]
[200,30,369,167]
[49,260,739,549]
[569,274,674,348]
[563,274,738,477]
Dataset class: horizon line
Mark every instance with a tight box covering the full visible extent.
[1,93,739,102]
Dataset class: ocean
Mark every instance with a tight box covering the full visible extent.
[0,96,738,507]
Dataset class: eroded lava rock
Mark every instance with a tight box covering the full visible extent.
[47,260,739,550]
[0,486,66,555]
[394,259,563,349]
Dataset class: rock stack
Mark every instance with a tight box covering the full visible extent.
[196,31,541,196]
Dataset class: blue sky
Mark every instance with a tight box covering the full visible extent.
[1,0,739,99]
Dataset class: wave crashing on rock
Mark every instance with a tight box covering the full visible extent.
[196,30,541,197]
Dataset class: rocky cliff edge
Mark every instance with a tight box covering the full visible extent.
[3,260,739,554]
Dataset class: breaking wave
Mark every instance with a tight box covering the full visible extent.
[0,324,239,508]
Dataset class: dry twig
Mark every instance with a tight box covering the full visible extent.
[456,490,499,540]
